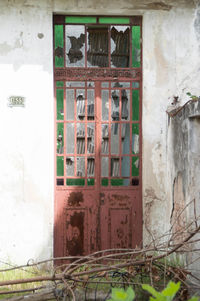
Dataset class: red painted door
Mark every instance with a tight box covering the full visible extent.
[54,15,142,257]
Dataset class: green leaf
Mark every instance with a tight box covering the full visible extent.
[161,281,180,300]
[187,92,192,96]
[142,284,164,300]
[108,287,135,301]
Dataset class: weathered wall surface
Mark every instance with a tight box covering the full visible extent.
[0,0,200,264]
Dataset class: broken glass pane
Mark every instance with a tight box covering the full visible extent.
[132,26,141,68]
[132,89,139,121]
[101,124,109,154]
[56,89,64,120]
[66,81,85,87]
[57,156,64,176]
[132,124,139,154]
[111,123,119,155]
[57,123,64,154]
[122,124,130,155]
[66,89,74,120]
[87,157,95,176]
[121,156,130,177]
[57,179,64,186]
[101,157,109,177]
[101,90,109,121]
[111,90,120,121]
[111,82,130,88]
[66,157,74,176]
[66,25,85,67]
[121,89,130,120]
[132,156,139,177]
[111,158,120,177]
[87,27,108,67]
[111,26,130,68]
[66,123,74,154]
[54,25,64,67]
[77,123,85,154]
[76,89,85,120]
[87,123,95,154]
[77,157,85,177]
[87,89,95,120]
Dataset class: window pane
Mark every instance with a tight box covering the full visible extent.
[66,81,85,87]
[66,123,74,153]
[99,17,129,24]
[87,27,108,67]
[87,179,95,186]
[87,123,95,154]
[76,89,85,120]
[121,89,130,120]
[87,157,95,176]
[66,157,74,176]
[66,25,85,67]
[102,124,109,154]
[56,81,64,87]
[77,157,85,176]
[57,123,64,154]
[77,123,85,154]
[57,156,64,176]
[122,124,130,155]
[121,156,130,177]
[132,124,139,154]
[66,89,74,120]
[87,89,95,120]
[111,26,130,68]
[111,90,119,121]
[102,178,109,186]
[54,25,64,67]
[132,157,139,177]
[132,89,139,121]
[101,157,109,177]
[111,158,120,177]
[102,90,109,121]
[111,123,119,155]
[66,179,85,186]
[111,82,130,88]
[65,16,97,23]
[56,89,64,120]
[132,26,141,68]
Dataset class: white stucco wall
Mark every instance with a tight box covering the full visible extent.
[0,0,200,264]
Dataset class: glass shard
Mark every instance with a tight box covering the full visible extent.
[121,89,130,120]
[76,89,85,120]
[87,27,108,67]
[111,26,130,68]
[66,25,85,67]
[54,25,64,67]
[111,90,120,121]
[132,26,141,68]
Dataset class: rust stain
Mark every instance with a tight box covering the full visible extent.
[66,211,84,256]
[68,192,84,207]
[111,194,130,201]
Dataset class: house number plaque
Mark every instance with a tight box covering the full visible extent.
[8,96,25,107]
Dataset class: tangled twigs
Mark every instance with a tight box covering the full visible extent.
[0,211,200,300]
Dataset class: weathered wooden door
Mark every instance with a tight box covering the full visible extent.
[54,15,142,257]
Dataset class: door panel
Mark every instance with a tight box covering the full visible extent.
[54,15,142,257]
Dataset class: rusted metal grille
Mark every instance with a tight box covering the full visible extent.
[54,15,142,257]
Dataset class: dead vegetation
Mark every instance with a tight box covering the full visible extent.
[0,200,200,300]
